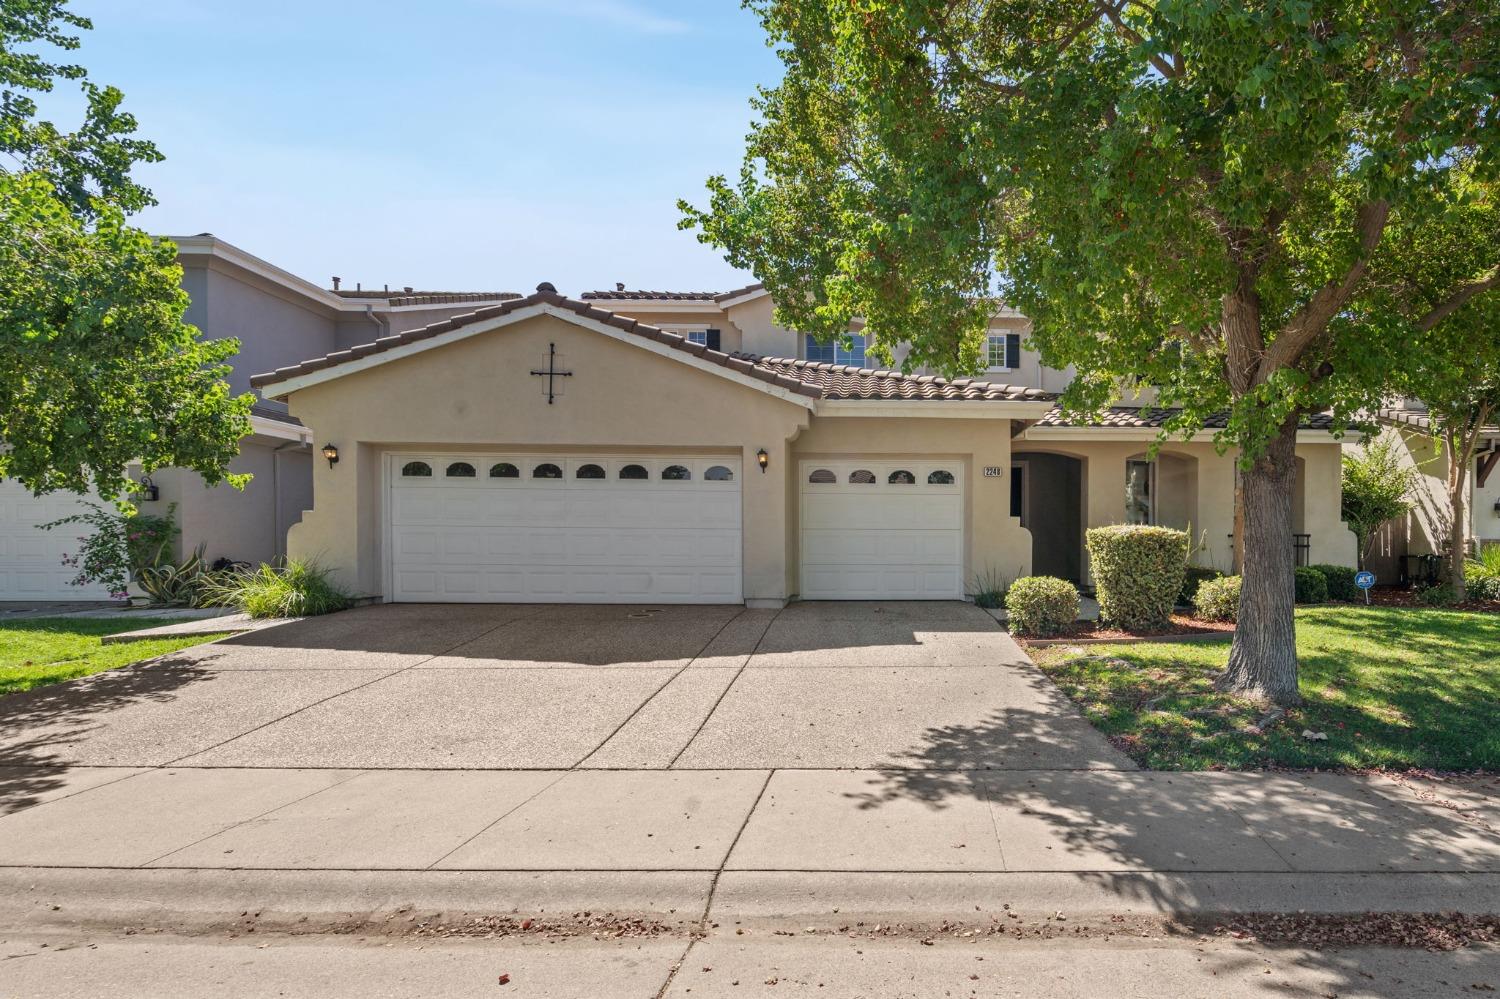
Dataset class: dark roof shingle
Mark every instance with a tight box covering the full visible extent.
[743,355,1052,402]
[579,289,721,301]
[332,289,521,308]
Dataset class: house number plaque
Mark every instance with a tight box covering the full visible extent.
[982,466,1004,477]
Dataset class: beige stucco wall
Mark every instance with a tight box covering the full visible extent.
[283,312,814,599]
[1367,426,1500,561]
[1013,436,1357,580]
[141,437,314,566]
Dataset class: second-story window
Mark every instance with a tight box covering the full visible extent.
[805,332,867,367]
[986,333,1020,371]
[661,325,720,350]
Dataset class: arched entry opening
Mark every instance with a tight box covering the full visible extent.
[1012,451,1085,584]
[1125,450,1200,532]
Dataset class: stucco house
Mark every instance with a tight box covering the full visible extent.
[251,283,1357,606]
[0,236,518,602]
[1355,404,1500,584]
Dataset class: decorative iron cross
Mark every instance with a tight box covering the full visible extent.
[530,342,572,404]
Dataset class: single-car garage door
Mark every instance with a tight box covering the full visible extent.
[800,459,964,600]
[387,454,742,603]
[0,478,113,601]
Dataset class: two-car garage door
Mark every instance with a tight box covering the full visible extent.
[388,454,742,603]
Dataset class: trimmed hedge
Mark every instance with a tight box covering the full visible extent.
[1194,574,1241,621]
[1179,566,1224,606]
[1309,563,1359,602]
[1294,565,1329,604]
[1006,576,1079,637]
[1086,525,1189,630]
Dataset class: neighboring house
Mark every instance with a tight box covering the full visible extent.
[250,283,1357,607]
[1354,403,1500,584]
[0,235,518,602]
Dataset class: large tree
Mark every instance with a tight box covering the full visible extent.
[1,0,250,500]
[1374,167,1500,599]
[683,0,1499,704]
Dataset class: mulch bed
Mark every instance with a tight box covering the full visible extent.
[1019,613,1234,647]
[1360,588,1500,613]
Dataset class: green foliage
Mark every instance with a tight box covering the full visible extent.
[1005,576,1079,637]
[1294,566,1329,604]
[1309,564,1360,602]
[1416,581,1458,607]
[41,499,177,599]
[0,3,253,499]
[1179,566,1224,607]
[212,560,353,620]
[1194,575,1242,623]
[1086,526,1189,630]
[1341,436,1416,567]
[969,565,1015,610]
[1465,546,1500,601]
[136,544,235,608]
[683,1,1497,457]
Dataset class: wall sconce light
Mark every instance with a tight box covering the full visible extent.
[134,475,159,502]
[757,448,769,474]
[1493,498,1500,516]
[321,443,340,469]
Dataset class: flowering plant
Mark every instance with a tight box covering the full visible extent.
[44,501,179,601]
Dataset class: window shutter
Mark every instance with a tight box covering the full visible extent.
[705,328,721,352]
[1006,333,1021,370]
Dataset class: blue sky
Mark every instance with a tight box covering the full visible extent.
[67,0,779,294]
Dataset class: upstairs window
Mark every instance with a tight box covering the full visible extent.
[804,332,867,367]
[663,325,721,351]
[986,333,1021,371]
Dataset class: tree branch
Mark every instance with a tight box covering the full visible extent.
[1259,199,1390,380]
[1415,266,1500,332]
[1095,1,1180,79]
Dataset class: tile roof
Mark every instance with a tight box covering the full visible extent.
[579,289,721,301]
[741,355,1053,402]
[249,286,1053,406]
[1035,406,1339,430]
[332,289,521,308]
[714,282,766,302]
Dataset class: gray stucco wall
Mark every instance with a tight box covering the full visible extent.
[191,265,340,400]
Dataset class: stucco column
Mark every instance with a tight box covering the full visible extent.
[286,437,367,594]
[743,440,790,606]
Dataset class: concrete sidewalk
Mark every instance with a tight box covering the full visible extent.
[0,764,1495,926]
[3,928,1494,999]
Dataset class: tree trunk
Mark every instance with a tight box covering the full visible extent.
[1217,419,1301,706]
[1448,430,1471,601]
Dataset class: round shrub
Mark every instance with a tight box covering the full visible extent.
[1006,576,1080,637]
[1194,575,1242,622]
[1309,563,1359,602]
[1464,560,1500,601]
[1294,565,1329,604]
[1085,525,1188,630]
[1179,566,1223,606]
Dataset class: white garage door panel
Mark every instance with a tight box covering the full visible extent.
[388,455,742,604]
[0,479,113,601]
[799,460,965,600]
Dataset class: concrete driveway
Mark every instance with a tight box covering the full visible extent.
[2,601,1496,931]
[0,601,1127,773]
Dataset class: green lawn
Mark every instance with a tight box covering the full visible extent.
[1030,605,1500,772]
[0,617,231,696]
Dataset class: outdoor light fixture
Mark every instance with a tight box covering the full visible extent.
[322,443,340,469]
[1493,498,1500,516]
[134,475,159,502]
[757,448,769,473]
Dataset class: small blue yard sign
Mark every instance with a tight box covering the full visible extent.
[1355,570,1376,604]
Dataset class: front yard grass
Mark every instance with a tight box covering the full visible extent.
[0,618,231,696]
[1030,605,1500,772]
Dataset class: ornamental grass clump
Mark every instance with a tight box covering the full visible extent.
[1006,576,1079,637]
[1085,525,1188,630]
[211,559,353,619]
